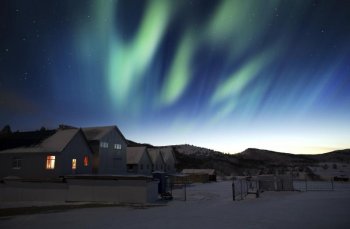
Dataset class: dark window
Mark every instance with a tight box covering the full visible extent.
[12,157,22,169]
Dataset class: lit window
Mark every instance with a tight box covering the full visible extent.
[46,155,55,170]
[72,159,77,170]
[12,157,22,169]
[83,156,89,166]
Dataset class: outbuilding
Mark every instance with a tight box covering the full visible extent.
[127,146,153,175]
[182,169,217,183]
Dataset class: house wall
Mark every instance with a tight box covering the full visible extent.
[154,156,165,172]
[161,151,177,173]
[0,131,93,179]
[148,150,165,172]
[0,153,62,179]
[88,141,100,174]
[127,164,138,174]
[138,152,153,175]
[60,131,93,175]
[98,129,127,174]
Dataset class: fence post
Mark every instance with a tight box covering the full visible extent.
[232,182,235,201]
[305,178,308,191]
[184,183,187,201]
[331,179,334,191]
[240,179,243,200]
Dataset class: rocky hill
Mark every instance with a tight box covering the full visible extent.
[127,140,350,177]
[168,145,350,176]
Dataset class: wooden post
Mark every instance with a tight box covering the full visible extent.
[331,179,334,191]
[184,183,187,201]
[232,182,235,201]
[305,178,308,191]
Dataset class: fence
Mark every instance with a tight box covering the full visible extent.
[232,177,259,201]
[169,175,190,201]
[293,179,334,191]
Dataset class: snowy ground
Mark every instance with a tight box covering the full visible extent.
[1,181,350,229]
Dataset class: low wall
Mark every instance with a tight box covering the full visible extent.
[0,177,159,203]
[0,180,67,202]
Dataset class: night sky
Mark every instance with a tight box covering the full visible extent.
[1,0,350,154]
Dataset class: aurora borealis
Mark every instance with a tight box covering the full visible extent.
[1,0,350,154]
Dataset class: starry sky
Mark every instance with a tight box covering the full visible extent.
[1,0,350,154]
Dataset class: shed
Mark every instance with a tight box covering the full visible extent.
[126,146,153,175]
[182,169,217,182]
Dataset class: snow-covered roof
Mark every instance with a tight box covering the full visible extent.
[182,169,216,175]
[0,129,80,154]
[127,146,147,164]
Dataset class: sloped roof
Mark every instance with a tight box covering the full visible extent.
[147,148,163,164]
[82,126,115,141]
[0,129,56,151]
[0,129,80,154]
[127,146,147,164]
[160,147,175,163]
[82,125,127,142]
[182,169,216,175]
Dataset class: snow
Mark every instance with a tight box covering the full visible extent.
[1,181,350,229]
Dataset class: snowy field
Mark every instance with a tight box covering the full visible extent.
[1,181,350,229]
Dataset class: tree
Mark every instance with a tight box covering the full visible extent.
[1,125,12,134]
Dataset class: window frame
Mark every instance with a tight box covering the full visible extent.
[72,158,77,170]
[46,155,55,170]
[83,155,89,167]
[12,157,22,169]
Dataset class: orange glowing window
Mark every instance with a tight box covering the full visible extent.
[46,155,55,170]
[83,156,89,166]
[72,159,77,170]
